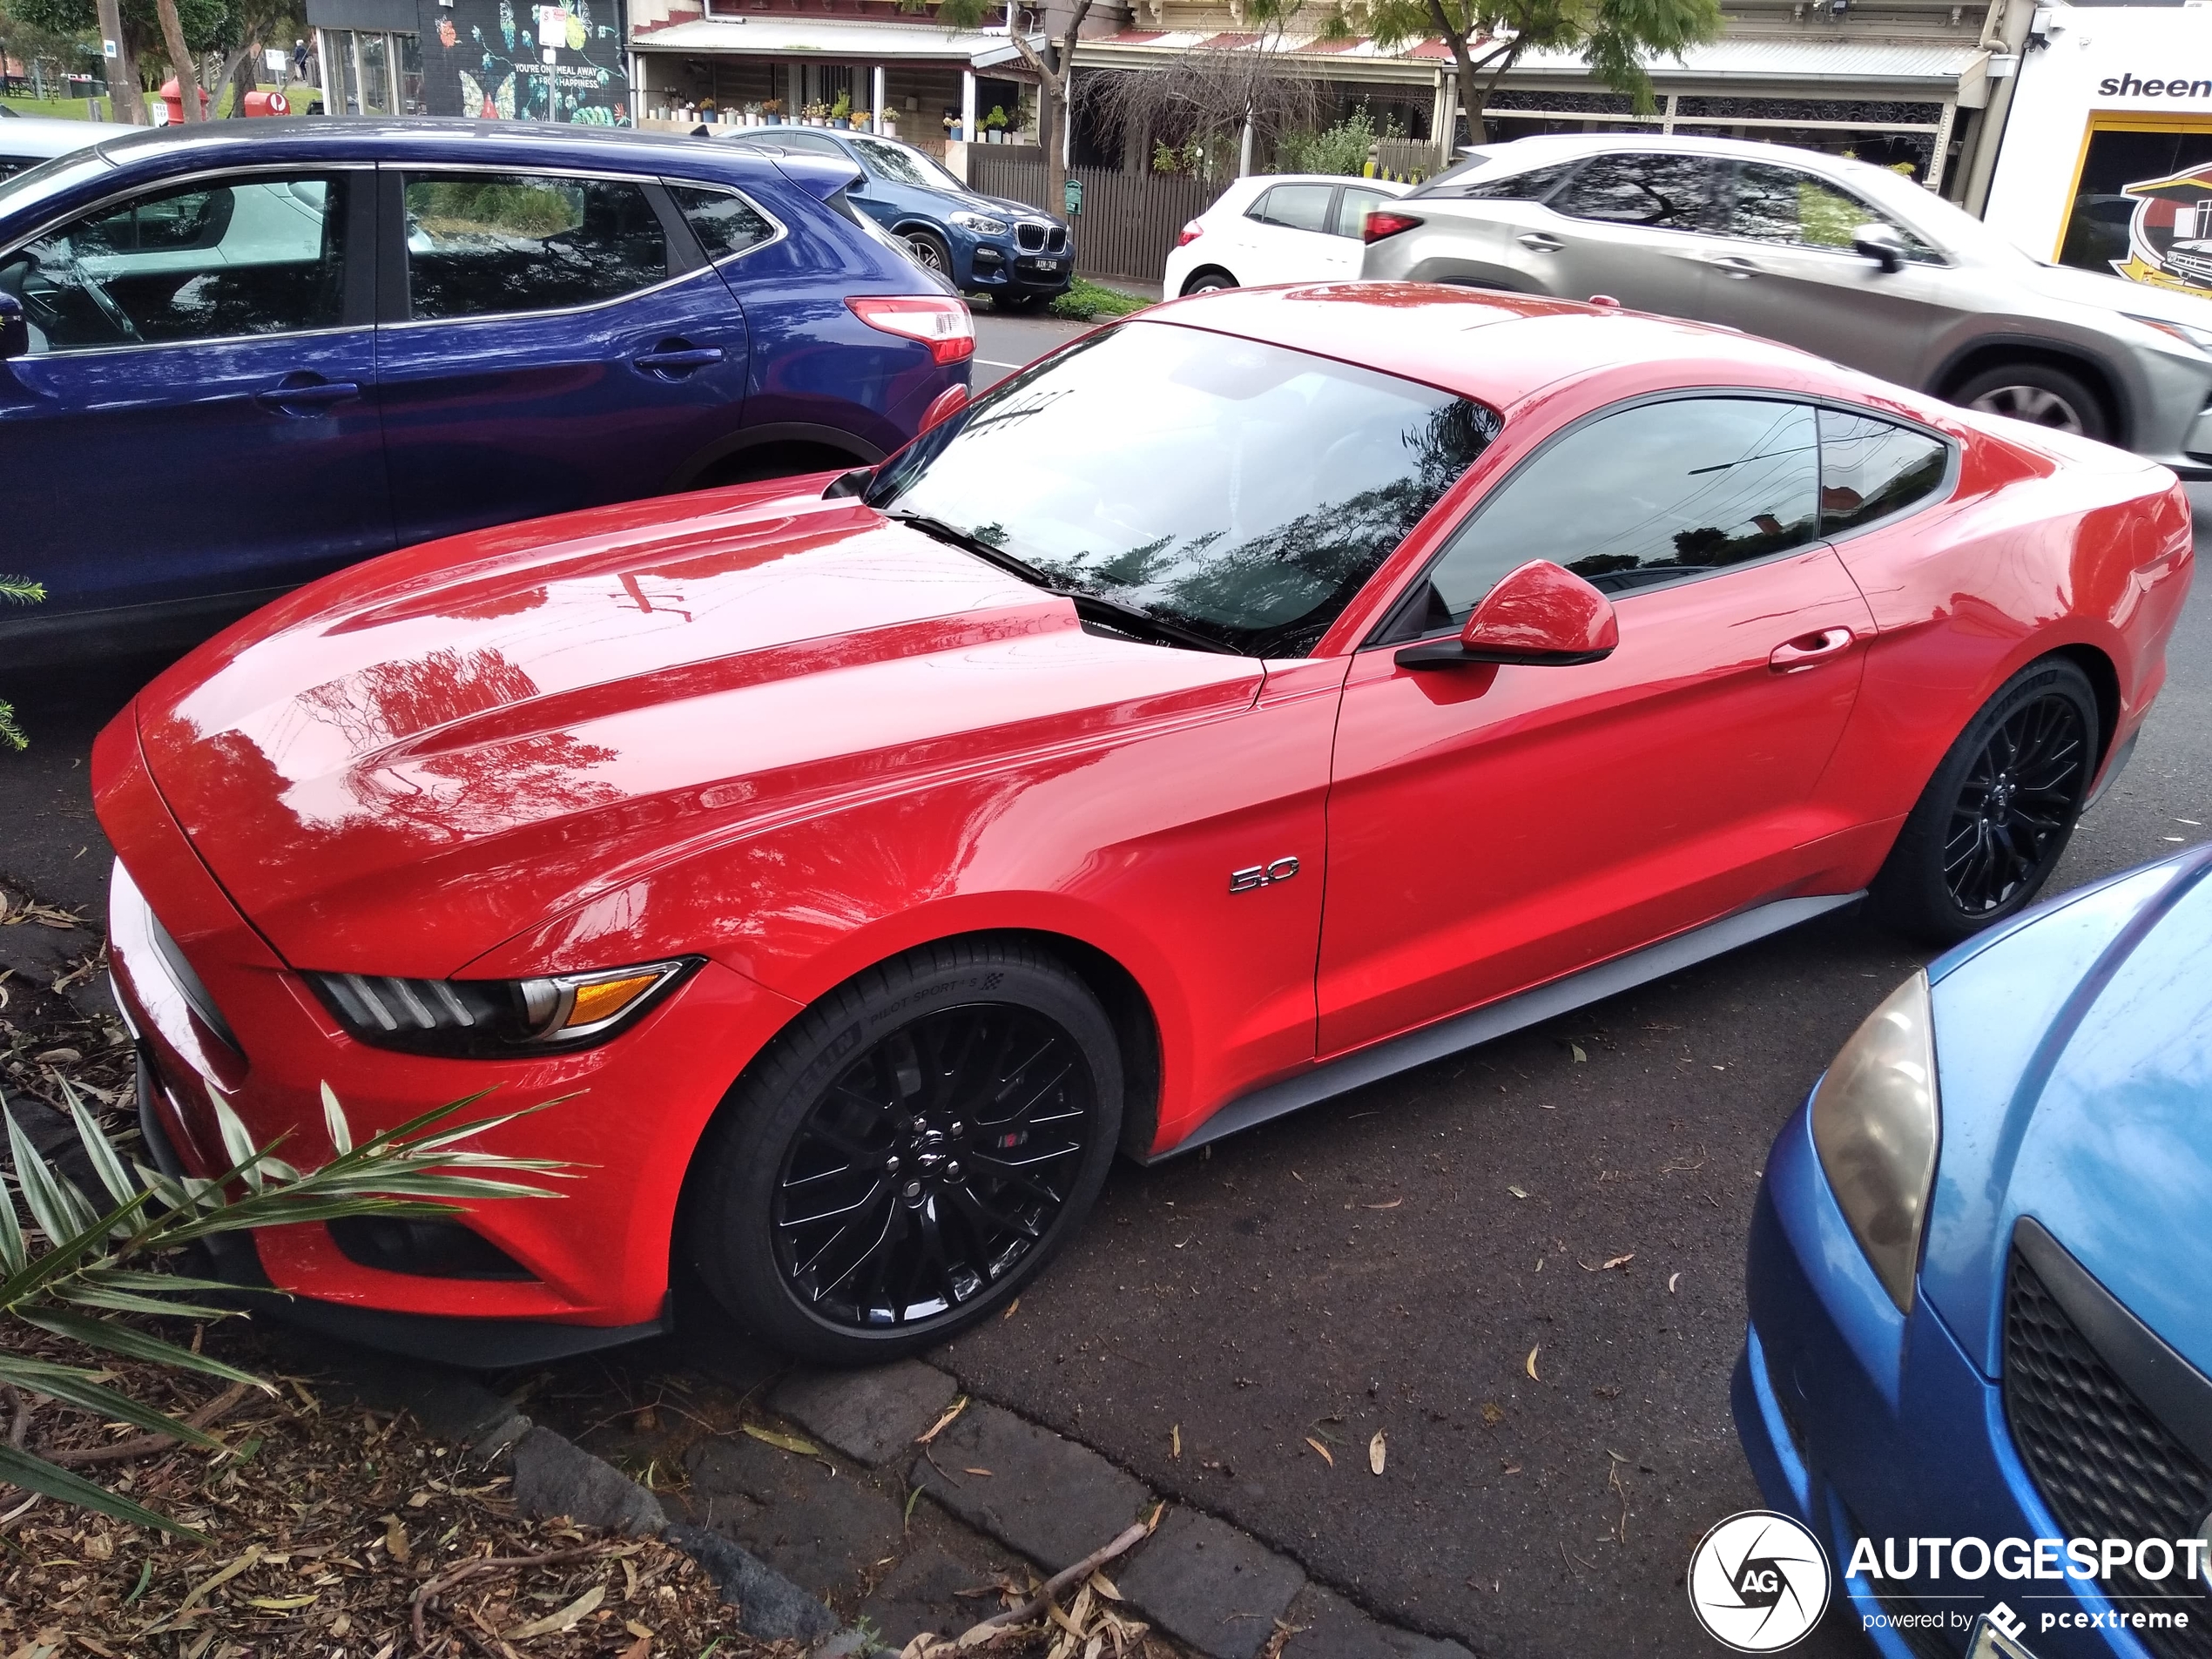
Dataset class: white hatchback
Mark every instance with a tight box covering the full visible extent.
[1163,173,1410,296]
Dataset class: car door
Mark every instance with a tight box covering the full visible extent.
[1241,181,1339,285]
[1495,152,1721,315]
[0,165,389,628]
[375,166,752,548]
[1318,395,1878,1055]
[1699,159,1955,388]
[1325,185,1393,275]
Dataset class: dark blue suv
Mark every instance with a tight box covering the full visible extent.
[0,119,972,664]
[721,129,1073,311]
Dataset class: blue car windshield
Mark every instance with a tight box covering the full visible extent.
[868,320,1499,658]
[849,136,965,194]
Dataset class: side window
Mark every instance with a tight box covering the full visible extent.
[1333,187,1388,239]
[667,184,775,261]
[1426,159,1579,202]
[0,174,349,354]
[1550,154,1715,231]
[1249,183,1334,233]
[765,132,845,158]
[1727,163,1939,263]
[1424,399,1820,621]
[401,172,669,321]
[1818,409,1949,531]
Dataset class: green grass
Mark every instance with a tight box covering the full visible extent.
[3,81,320,123]
[1049,278,1153,323]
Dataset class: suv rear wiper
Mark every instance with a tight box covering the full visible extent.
[886,510,1238,655]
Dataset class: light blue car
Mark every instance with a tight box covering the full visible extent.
[1737,843,2212,1657]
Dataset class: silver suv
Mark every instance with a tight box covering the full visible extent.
[1360,133,2212,474]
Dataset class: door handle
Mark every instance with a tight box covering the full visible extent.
[1709,254,1757,280]
[1517,233,1562,253]
[1769,627,1856,672]
[253,378,360,411]
[634,343,725,375]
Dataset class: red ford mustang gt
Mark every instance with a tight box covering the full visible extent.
[96,286,2194,1366]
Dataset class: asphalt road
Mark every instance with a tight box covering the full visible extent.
[4,320,2207,1653]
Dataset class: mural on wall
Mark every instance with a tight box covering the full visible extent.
[426,0,631,124]
[2058,115,2212,299]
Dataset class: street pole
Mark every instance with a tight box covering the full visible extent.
[93,0,146,124]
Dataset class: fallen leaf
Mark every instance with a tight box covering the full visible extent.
[1569,1043,1587,1062]
[621,1637,651,1659]
[1579,1253,1635,1272]
[508,1583,605,1641]
[1507,1185,1528,1199]
[1002,1298,1020,1319]
[1479,1402,1504,1426]
[916,1397,969,1447]
[405,1491,432,1509]
[625,1622,656,1640]
[32,1047,82,1064]
[244,1595,319,1610]
[1668,1272,1681,1294]
[1368,1431,1386,1476]
[1305,1436,1333,1467]
[1526,1345,1541,1381]
[962,1467,993,1477]
[740,1423,820,1457]
[1170,1424,1181,1460]
[383,1517,410,1565]
[1362,1198,1402,1211]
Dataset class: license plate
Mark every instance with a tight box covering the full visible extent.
[1035,259,1062,272]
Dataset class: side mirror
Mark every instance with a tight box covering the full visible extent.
[1852,223,1906,274]
[0,292,25,361]
[1396,559,1619,671]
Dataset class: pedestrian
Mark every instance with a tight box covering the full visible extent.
[293,37,308,84]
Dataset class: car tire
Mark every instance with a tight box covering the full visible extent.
[1869,657,2101,946]
[904,228,954,277]
[1181,268,1236,294]
[1950,362,2111,442]
[685,937,1123,1365]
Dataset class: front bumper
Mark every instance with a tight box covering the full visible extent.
[964,239,1075,296]
[1734,1097,2210,1658]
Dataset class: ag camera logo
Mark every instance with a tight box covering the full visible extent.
[1688,1510,1832,1651]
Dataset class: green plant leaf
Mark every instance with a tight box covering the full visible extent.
[320,1082,353,1156]
[51,1282,237,1322]
[0,1440,206,1540]
[0,1354,227,1449]
[0,1160,26,1277]
[64,1081,145,1214]
[18,1306,269,1391]
[5,1109,98,1242]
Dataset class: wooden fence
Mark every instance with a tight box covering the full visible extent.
[967,147,1217,285]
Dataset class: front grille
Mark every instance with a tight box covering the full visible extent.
[1047,226,1068,252]
[1015,221,1044,251]
[2005,1248,2212,1659]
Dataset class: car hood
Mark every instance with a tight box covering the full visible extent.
[2013,255,2212,331]
[968,190,1054,224]
[1918,845,2212,1379]
[132,487,1263,978]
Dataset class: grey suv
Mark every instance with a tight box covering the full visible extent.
[1361,133,2212,474]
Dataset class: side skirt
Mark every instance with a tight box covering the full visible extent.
[1148,892,1865,1162]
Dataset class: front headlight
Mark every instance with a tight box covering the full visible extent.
[2127,314,2212,354]
[1811,969,1940,1312]
[949,210,1009,236]
[307,959,694,1057]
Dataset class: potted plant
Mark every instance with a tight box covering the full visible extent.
[881,108,898,137]
[850,108,872,132]
[829,91,850,128]
[761,97,783,125]
[984,105,1008,142]
[943,111,962,140]
[802,100,829,125]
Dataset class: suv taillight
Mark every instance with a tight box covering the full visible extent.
[1175,220,1203,247]
[1363,210,1423,244]
[846,295,975,364]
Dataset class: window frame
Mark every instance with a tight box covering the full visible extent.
[374,161,720,329]
[1332,185,1391,240]
[0,162,377,359]
[660,179,789,270]
[1364,388,1959,649]
[1543,152,1728,235]
[1246,181,1341,236]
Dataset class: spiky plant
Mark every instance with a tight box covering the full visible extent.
[1,1080,569,1537]
[0,575,43,752]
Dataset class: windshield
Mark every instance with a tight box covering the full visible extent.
[0,146,115,215]
[869,320,1499,657]
[852,136,967,194]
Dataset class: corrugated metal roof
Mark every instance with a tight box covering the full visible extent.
[632,16,1018,57]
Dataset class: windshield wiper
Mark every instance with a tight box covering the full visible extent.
[887,510,1238,656]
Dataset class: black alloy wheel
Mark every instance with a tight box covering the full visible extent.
[1941,694,2089,916]
[1182,270,1236,294]
[1871,657,2100,945]
[1951,361,2111,442]
[773,1005,1091,1328]
[905,229,952,274]
[685,939,1123,1363]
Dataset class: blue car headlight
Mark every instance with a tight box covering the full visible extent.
[1811,969,1940,1312]
[948,210,1010,236]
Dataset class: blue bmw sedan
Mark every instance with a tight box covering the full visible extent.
[719,128,1073,310]
[0,119,972,664]
[1737,846,2212,1658]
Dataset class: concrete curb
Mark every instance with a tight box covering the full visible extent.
[313,1338,855,1647]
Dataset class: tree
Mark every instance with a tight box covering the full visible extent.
[919,0,1096,215]
[1077,14,1327,180]
[14,0,236,120]
[1363,0,1721,139]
